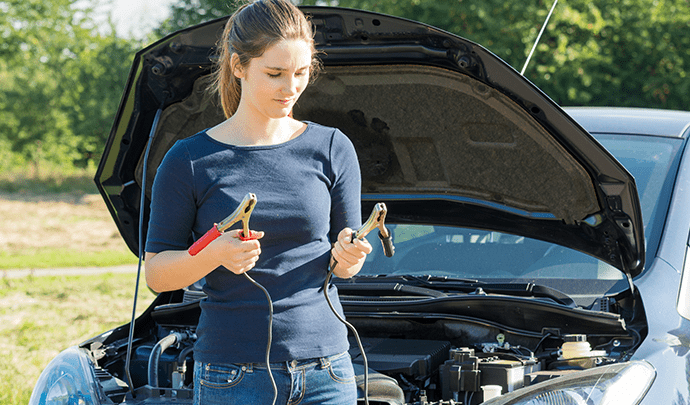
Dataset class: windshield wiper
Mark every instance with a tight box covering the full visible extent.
[355,274,481,284]
[485,283,577,308]
[336,282,447,298]
[342,275,576,307]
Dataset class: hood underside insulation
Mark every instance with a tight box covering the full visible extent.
[140,64,599,224]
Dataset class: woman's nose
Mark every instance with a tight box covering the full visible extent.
[282,75,300,95]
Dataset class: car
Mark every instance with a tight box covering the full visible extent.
[30,5,690,405]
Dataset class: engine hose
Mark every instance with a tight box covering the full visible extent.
[148,332,188,388]
[177,346,194,370]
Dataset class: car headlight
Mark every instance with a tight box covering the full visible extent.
[29,346,104,405]
[482,360,655,405]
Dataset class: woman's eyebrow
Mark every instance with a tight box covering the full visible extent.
[264,65,310,71]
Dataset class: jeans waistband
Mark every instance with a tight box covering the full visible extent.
[245,351,348,371]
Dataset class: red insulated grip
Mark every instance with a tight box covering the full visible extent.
[238,230,259,241]
[188,227,222,256]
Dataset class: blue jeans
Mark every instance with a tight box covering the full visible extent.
[193,351,357,405]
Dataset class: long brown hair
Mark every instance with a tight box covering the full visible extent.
[210,0,321,118]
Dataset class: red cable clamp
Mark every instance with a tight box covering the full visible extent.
[188,193,258,255]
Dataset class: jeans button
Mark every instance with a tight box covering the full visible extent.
[290,359,298,368]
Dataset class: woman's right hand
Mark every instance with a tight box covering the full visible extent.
[145,229,265,292]
[207,229,265,274]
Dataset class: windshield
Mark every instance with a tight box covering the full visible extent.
[360,134,683,299]
[595,134,683,254]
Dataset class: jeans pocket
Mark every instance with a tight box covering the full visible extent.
[199,362,246,389]
[327,353,356,385]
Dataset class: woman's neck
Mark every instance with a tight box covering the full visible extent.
[207,112,304,146]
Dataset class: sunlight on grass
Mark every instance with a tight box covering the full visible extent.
[0,170,140,270]
[0,167,155,403]
[0,272,156,404]
[0,249,138,270]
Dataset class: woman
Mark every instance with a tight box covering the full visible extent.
[144,0,372,404]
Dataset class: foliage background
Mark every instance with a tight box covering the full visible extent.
[2,0,689,172]
[0,0,137,174]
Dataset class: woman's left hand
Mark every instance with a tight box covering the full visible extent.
[330,227,373,278]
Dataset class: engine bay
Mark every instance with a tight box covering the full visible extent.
[83,284,643,405]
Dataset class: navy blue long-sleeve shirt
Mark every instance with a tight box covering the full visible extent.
[145,122,362,364]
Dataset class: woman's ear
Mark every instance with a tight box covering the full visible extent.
[231,53,244,79]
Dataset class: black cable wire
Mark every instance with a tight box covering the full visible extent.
[242,261,367,405]
[126,102,165,397]
[242,272,278,405]
[324,262,370,405]
[532,332,553,353]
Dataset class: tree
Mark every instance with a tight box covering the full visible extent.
[528,0,690,109]
[0,0,137,170]
[154,0,239,37]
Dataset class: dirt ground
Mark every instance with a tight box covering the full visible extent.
[0,192,129,257]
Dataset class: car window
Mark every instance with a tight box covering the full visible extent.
[361,134,683,298]
[362,224,622,279]
[594,134,683,256]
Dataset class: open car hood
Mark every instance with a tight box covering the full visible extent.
[95,6,645,277]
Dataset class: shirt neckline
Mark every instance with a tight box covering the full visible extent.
[202,121,313,150]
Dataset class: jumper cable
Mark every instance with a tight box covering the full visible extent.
[354,202,395,256]
[188,192,258,256]
[187,193,277,404]
[325,202,395,405]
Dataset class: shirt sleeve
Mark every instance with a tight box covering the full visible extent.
[145,141,197,253]
[328,129,362,243]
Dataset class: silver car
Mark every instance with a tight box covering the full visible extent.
[30,6,690,405]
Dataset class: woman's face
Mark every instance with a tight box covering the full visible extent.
[234,38,312,120]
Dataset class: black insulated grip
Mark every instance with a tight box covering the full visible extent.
[378,230,395,257]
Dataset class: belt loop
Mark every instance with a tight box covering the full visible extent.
[319,356,330,369]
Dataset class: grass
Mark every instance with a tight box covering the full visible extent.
[0,249,137,270]
[0,166,154,403]
[0,169,139,271]
[0,272,156,404]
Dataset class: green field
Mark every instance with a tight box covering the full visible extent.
[0,172,138,271]
[0,173,151,403]
[0,272,156,404]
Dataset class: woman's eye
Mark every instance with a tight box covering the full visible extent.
[266,70,307,78]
